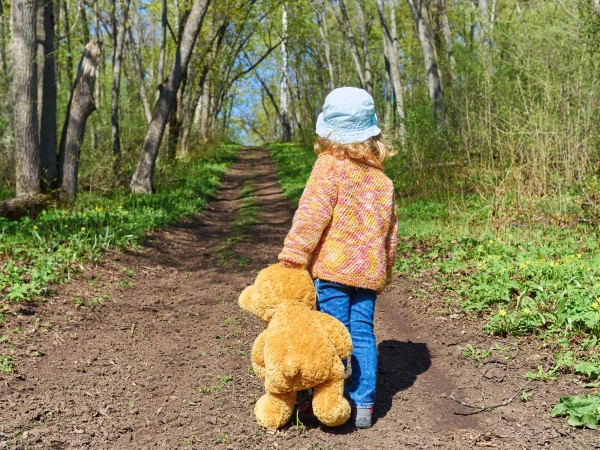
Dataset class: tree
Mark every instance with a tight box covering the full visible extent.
[406,0,446,125]
[376,0,406,138]
[12,0,41,195]
[280,3,291,142]
[37,0,58,190]
[57,40,102,201]
[309,0,335,90]
[130,0,212,194]
[111,0,132,156]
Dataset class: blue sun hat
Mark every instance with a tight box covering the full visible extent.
[316,87,381,144]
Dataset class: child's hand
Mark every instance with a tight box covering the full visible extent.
[280,260,303,269]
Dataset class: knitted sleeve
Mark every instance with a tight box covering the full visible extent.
[385,200,399,283]
[279,155,338,266]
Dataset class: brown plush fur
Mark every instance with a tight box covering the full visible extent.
[239,263,353,429]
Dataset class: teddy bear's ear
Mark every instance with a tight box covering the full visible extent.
[239,285,255,313]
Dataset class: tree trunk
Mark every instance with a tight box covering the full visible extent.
[407,0,446,125]
[111,0,131,156]
[355,0,373,95]
[37,0,58,190]
[280,3,291,142]
[0,1,7,76]
[438,0,455,75]
[329,0,368,93]
[61,0,74,84]
[157,0,167,98]
[57,40,102,201]
[179,68,199,157]
[12,0,41,195]
[130,0,211,194]
[127,26,152,124]
[309,0,335,90]
[376,0,406,138]
[200,71,211,141]
[0,193,49,221]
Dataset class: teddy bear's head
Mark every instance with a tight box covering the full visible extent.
[239,263,315,323]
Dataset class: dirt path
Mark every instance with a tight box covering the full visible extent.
[1,148,598,449]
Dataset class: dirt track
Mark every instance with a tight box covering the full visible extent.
[1,148,599,449]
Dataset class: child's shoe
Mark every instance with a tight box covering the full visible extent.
[351,407,373,429]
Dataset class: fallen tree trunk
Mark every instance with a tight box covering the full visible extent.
[0,194,49,221]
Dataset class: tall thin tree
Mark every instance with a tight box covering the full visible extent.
[12,0,41,195]
[111,0,132,156]
[130,0,212,194]
[280,3,291,142]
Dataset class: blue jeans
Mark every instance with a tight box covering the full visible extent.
[315,278,377,409]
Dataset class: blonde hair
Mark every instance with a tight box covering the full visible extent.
[314,133,396,164]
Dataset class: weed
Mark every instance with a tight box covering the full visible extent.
[520,391,533,402]
[459,344,492,363]
[552,393,600,429]
[0,144,239,303]
[123,268,134,277]
[120,281,134,288]
[225,317,234,325]
[198,375,233,394]
[0,355,15,373]
[217,434,229,444]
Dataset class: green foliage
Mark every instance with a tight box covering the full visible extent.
[0,144,239,303]
[269,143,316,205]
[552,393,600,429]
[0,355,14,374]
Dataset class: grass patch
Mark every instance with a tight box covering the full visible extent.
[0,143,239,303]
[269,143,600,385]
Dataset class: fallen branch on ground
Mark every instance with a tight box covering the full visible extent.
[449,380,533,416]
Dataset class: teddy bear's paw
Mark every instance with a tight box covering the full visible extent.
[312,383,351,427]
[254,392,296,430]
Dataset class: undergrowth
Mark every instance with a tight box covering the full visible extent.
[269,142,600,426]
[0,143,239,304]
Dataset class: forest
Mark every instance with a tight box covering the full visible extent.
[2,0,600,447]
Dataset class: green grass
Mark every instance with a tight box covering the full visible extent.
[269,143,600,382]
[0,143,239,303]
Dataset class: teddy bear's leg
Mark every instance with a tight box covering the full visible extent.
[312,378,351,427]
[254,391,296,429]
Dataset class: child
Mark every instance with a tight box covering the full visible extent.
[279,87,398,429]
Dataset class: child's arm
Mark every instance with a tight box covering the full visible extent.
[385,201,399,286]
[279,155,338,267]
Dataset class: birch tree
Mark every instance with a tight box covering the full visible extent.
[406,0,446,125]
[111,0,132,156]
[280,3,291,142]
[309,0,335,90]
[130,0,212,194]
[12,0,41,195]
[376,0,406,138]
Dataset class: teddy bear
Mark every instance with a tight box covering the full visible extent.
[238,263,353,429]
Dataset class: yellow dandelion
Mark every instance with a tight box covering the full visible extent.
[489,239,494,244]
[523,307,531,314]
[580,264,585,270]
[553,283,557,287]
[499,310,507,317]
[593,302,599,309]
[81,227,86,231]
[520,263,526,269]
[578,253,582,258]
[33,225,38,230]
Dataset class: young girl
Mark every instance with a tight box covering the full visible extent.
[279,87,398,429]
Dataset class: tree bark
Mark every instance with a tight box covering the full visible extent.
[61,0,74,84]
[355,0,373,95]
[111,0,131,156]
[156,0,167,97]
[329,0,368,93]
[12,0,41,195]
[0,193,49,221]
[127,25,152,124]
[437,0,455,79]
[309,0,335,90]
[0,0,8,77]
[57,40,102,201]
[407,0,446,125]
[37,0,58,190]
[130,0,211,194]
[376,0,406,138]
[280,3,291,142]
[199,71,211,141]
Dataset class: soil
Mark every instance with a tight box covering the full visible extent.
[1,147,599,449]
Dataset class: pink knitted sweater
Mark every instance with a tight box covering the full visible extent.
[279,153,398,293]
